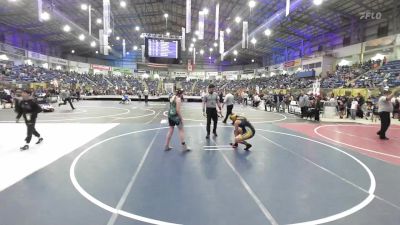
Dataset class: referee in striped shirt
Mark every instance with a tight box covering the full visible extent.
[203,84,222,139]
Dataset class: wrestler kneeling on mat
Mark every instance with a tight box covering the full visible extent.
[229,114,255,151]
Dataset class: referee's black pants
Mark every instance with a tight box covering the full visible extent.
[378,111,391,139]
[223,105,234,123]
[60,98,75,109]
[206,108,218,135]
[25,116,40,144]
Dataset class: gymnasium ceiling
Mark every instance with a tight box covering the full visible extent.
[0,0,398,63]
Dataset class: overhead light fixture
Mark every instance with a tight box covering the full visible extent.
[251,37,257,44]
[71,50,75,54]
[264,28,272,36]
[209,48,213,52]
[164,13,169,18]
[203,8,209,15]
[116,36,120,40]
[127,52,130,55]
[190,43,194,47]
[108,29,112,34]
[96,18,102,24]
[95,50,99,54]
[140,34,145,39]
[62,25,71,32]
[313,0,323,5]
[208,56,212,59]
[40,12,50,21]
[78,34,85,41]
[120,0,127,8]
[135,26,140,31]
[133,45,138,50]
[8,0,18,2]
[166,32,170,36]
[233,50,238,55]
[192,38,197,42]
[251,59,255,63]
[81,4,88,11]
[226,28,231,34]
[234,58,237,61]
[90,41,96,47]
[195,30,200,36]
[235,16,241,23]
[0,54,9,61]
[213,42,218,47]
[248,0,256,8]
[189,47,193,52]
[200,49,204,55]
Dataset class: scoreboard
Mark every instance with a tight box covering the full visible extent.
[147,39,179,59]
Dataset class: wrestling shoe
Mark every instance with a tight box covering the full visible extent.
[230,143,238,148]
[244,143,252,151]
[36,137,43,144]
[20,145,29,151]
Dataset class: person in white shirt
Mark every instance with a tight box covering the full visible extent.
[350,98,358,120]
[222,91,234,123]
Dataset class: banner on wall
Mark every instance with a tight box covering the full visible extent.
[189,71,205,78]
[113,67,132,74]
[103,0,110,55]
[175,71,188,76]
[284,58,301,68]
[271,63,284,70]
[186,0,191,33]
[187,59,193,71]
[91,64,111,71]
[0,43,26,56]
[27,51,47,61]
[198,11,205,40]
[215,3,219,40]
[242,21,248,49]
[206,71,218,79]
[219,31,224,54]
[70,61,90,68]
[182,27,186,51]
[49,56,68,66]
[396,34,400,46]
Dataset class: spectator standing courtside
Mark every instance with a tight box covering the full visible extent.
[202,84,222,139]
[59,89,75,110]
[143,89,149,104]
[377,88,397,140]
[222,91,234,124]
[15,90,43,150]
[350,98,358,120]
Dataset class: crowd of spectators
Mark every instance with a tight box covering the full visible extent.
[1,58,400,100]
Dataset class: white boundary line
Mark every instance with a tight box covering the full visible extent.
[107,129,160,225]
[220,150,279,225]
[162,111,287,124]
[314,124,400,159]
[70,125,376,225]
[256,129,376,225]
[145,110,162,124]
[112,109,156,121]
[204,128,278,225]
[0,106,131,123]
[70,126,190,225]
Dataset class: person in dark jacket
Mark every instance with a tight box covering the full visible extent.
[15,89,43,150]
